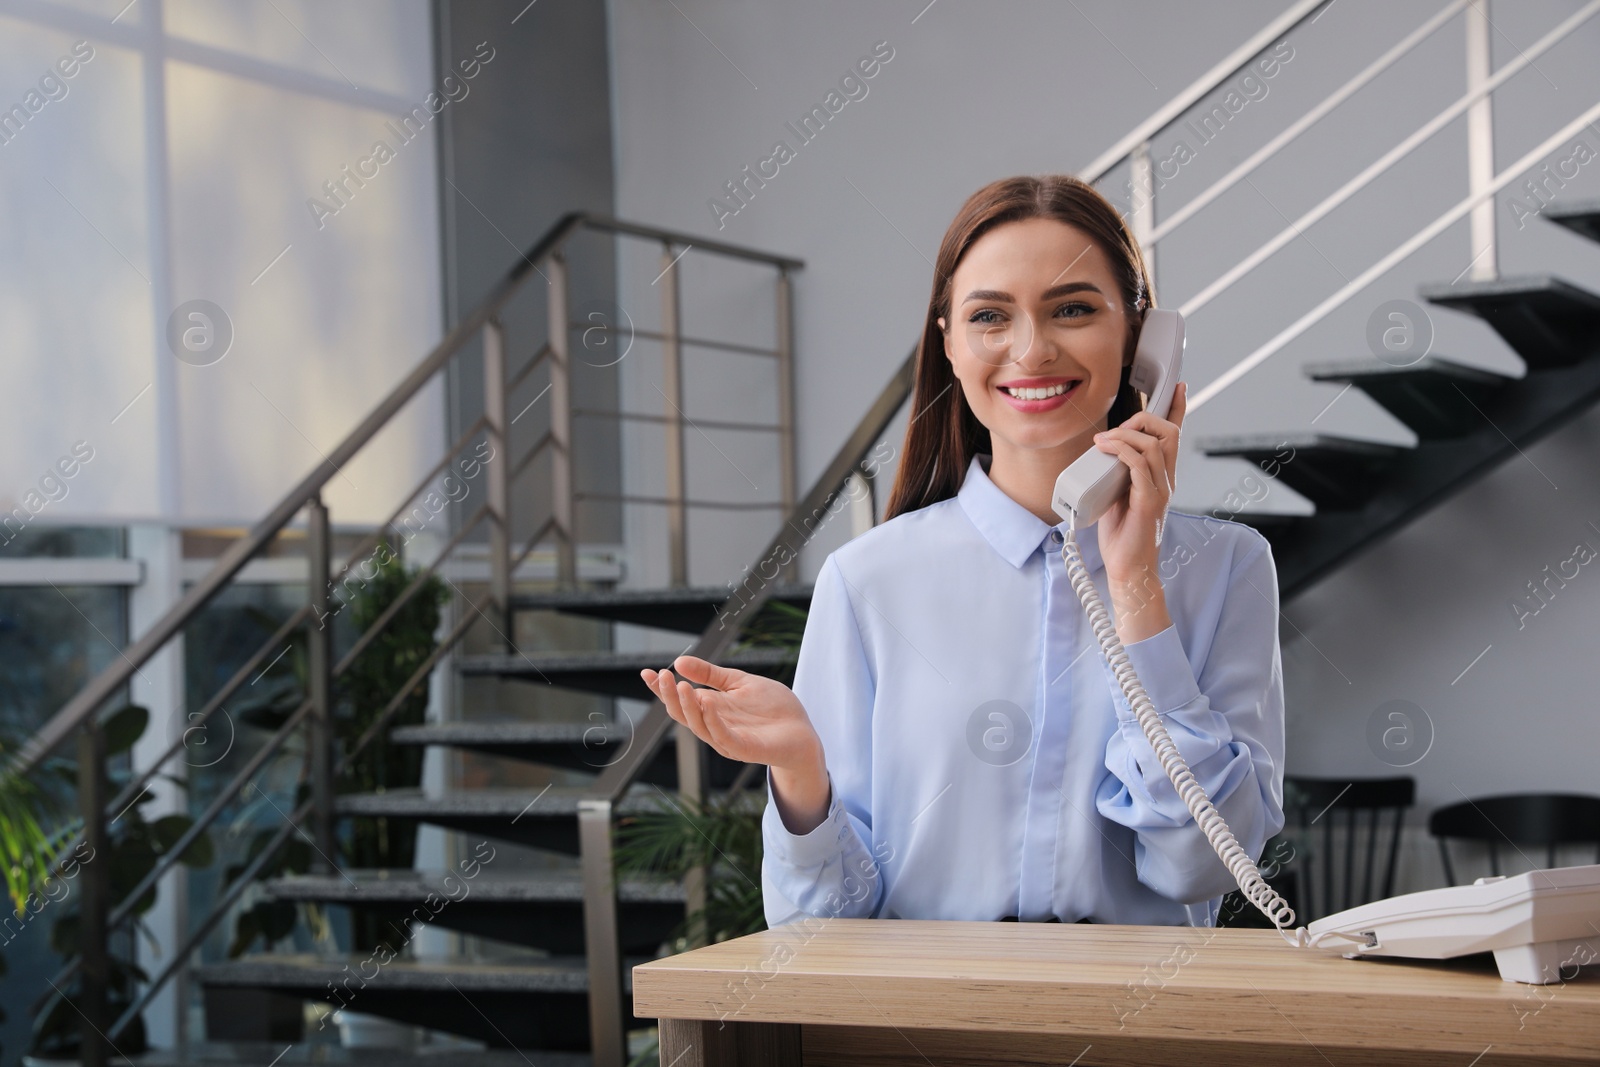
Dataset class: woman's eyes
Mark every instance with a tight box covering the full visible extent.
[966,302,1093,324]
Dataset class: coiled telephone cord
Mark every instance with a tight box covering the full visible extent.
[1060,519,1369,951]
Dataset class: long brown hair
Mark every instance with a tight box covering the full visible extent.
[883,174,1154,521]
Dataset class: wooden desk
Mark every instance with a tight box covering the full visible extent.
[632,919,1600,1065]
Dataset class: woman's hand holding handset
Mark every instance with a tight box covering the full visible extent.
[640,655,832,835]
[1092,379,1188,644]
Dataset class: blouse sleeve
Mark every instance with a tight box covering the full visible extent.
[761,551,886,927]
[1093,535,1287,906]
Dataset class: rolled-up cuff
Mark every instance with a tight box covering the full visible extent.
[763,767,852,868]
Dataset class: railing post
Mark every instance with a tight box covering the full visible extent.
[307,496,336,873]
[662,238,708,931]
[659,241,688,588]
[1130,140,1157,291]
[579,798,624,1067]
[776,267,798,582]
[548,252,576,587]
[78,722,109,1067]
[483,317,512,641]
[1465,0,1497,281]
[675,713,708,946]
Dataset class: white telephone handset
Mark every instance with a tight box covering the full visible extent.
[1050,308,1600,982]
[1052,307,1185,526]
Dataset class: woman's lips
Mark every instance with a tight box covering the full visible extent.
[997,381,1079,412]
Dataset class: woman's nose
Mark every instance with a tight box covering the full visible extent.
[1009,315,1060,368]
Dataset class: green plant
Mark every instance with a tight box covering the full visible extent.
[339,545,446,869]
[614,788,767,1067]
[29,705,213,1061]
[228,544,445,957]
[615,789,766,950]
[0,740,63,917]
[0,723,70,1064]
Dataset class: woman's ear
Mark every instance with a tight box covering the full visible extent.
[938,316,954,365]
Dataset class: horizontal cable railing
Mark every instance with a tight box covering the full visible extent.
[1179,0,1600,330]
[1089,0,1597,415]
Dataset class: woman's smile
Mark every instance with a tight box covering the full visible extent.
[996,375,1082,412]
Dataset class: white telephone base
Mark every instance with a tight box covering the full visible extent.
[1305,863,1600,984]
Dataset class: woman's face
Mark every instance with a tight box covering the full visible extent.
[939,217,1135,455]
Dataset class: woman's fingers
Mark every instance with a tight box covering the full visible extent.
[1100,422,1174,493]
[1098,430,1165,488]
[640,666,725,750]
[672,653,740,692]
[642,668,682,725]
[1098,439,1155,494]
[1098,437,1170,522]
[675,676,715,741]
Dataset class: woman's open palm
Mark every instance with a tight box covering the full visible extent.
[640,655,821,772]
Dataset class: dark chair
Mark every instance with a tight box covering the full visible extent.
[1428,792,1600,885]
[1280,775,1415,922]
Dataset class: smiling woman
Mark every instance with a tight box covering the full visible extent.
[643,174,1285,930]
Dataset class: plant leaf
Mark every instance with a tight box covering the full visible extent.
[101,704,150,756]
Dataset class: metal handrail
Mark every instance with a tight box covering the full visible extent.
[1196,92,1600,407]
[13,213,799,778]
[1178,0,1600,334]
[16,209,805,1066]
[1148,0,1472,244]
[1072,0,1599,414]
[1075,0,1329,183]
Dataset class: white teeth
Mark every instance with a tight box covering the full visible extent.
[1002,381,1075,401]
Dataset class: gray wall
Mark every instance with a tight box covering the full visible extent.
[606,0,1600,889]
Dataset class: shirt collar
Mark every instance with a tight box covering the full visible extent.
[956,452,1101,570]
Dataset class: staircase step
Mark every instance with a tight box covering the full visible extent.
[457,646,797,699]
[389,720,746,787]
[1246,353,1600,597]
[1303,355,1512,439]
[512,582,813,634]
[1212,511,1307,550]
[1419,274,1600,368]
[194,955,646,1050]
[1193,433,1408,510]
[334,787,675,855]
[1546,195,1600,245]
[265,869,683,955]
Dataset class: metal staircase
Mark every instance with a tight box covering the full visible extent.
[1200,265,1600,596]
[15,2,1600,1066]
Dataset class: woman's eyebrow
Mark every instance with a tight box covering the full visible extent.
[960,281,1103,303]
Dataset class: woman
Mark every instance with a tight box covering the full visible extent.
[640,174,1286,928]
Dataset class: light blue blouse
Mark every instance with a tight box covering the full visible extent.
[761,451,1286,928]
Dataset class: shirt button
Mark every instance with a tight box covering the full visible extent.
[1049,530,1064,545]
